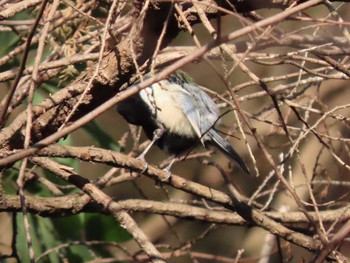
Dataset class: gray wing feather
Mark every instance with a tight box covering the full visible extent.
[207,129,250,174]
[181,82,219,134]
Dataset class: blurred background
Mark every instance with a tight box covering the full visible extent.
[1,1,350,262]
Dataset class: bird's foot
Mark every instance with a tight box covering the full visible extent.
[160,158,176,181]
[135,126,165,174]
[154,161,173,188]
[154,168,171,189]
[136,154,148,173]
[161,169,172,182]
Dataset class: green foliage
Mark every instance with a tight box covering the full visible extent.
[0,31,21,72]
[84,121,120,152]
[15,214,62,263]
[2,4,127,263]
[84,213,131,242]
[13,212,132,262]
[3,164,21,195]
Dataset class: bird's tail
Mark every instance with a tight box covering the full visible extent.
[207,130,250,174]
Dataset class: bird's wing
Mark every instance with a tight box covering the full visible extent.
[207,129,250,174]
[180,82,250,174]
[184,83,219,127]
[176,82,220,144]
[176,85,203,140]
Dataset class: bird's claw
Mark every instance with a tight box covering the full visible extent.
[137,155,149,173]
[154,167,172,188]
[161,169,172,182]
[160,158,175,181]
[141,161,148,173]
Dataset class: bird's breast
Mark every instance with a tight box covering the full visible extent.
[139,84,197,138]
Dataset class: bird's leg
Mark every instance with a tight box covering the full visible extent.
[154,157,177,188]
[137,126,165,172]
[161,157,177,181]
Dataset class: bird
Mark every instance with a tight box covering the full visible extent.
[116,70,250,174]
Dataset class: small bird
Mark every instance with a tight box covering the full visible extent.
[117,70,250,174]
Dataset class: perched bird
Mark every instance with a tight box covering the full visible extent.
[117,70,250,174]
